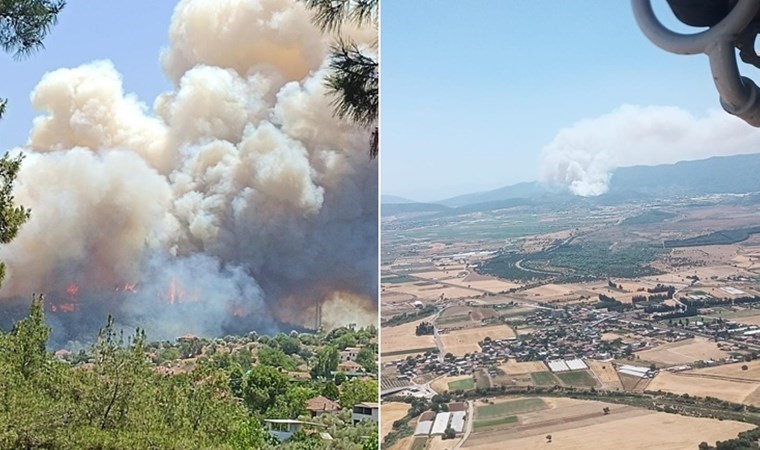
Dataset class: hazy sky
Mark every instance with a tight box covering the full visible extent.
[381,1,759,202]
[0,1,176,150]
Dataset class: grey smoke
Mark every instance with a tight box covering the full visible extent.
[541,104,760,196]
[0,0,377,345]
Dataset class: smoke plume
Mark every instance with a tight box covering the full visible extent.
[0,0,377,346]
[541,105,760,196]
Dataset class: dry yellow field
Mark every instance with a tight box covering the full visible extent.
[440,325,516,356]
[381,318,436,361]
[636,337,728,365]
[461,397,752,450]
[498,360,547,375]
[586,360,623,391]
[697,360,760,380]
[731,314,760,326]
[521,283,576,299]
[380,402,410,440]
[389,281,480,301]
[600,332,625,342]
[648,371,760,405]
[385,435,415,450]
[443,272,523,293]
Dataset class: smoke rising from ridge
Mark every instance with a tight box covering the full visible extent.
[541,105,760,196]
[0,0,377,345]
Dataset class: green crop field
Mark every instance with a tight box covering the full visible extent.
[557,370,598,387]
[473,415,518,430]
[476,398,547,419]
[448,378,475,391]
[381,275,415,284]
[531,371,557,386]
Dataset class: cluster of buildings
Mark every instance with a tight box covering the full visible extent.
[413,403,467,437]
[264,395,379,442]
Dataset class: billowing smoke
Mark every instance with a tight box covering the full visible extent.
[0,0,377,346]
[541,105,760,196]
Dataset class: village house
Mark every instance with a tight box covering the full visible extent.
[351,402,379,425]
[340,346,362,362]
[305,395,341,418]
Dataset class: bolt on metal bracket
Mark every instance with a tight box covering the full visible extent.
[632,0,760,126]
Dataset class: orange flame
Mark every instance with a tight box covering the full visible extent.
[66,283,79,297]
[166,279,184,304]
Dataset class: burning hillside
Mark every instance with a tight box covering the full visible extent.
[0,0,377,347]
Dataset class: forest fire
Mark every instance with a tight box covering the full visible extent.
[66,283,79,297]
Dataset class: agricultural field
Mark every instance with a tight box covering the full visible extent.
[636,337,728,365]
[556,370,598,388]
[382,198,760,445]
[498,360,547,375]
[381,403,410,440]
[381,318,436,362]
[439,325,516,356]
[431,374,474,393]
[648,371,760,406]
[586,360,623,391]
[474,398,548,430]
[530,371,557,386]
[461,397,753,450]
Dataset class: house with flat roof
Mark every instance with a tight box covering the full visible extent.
[352,402,379,425]
[264,419,323,442]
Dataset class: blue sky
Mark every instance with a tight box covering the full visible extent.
[380,1,751,201]
[0,1,176,150]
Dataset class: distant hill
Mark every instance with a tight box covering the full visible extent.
[607,153,760,198]
[381,202,450,216]
[381,194,417,204]
[437,181,557,207]
[423,153,760,208]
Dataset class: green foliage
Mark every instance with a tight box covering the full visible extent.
[322,381,340,400]
[0,154,30,285]
[274,332,302,355]
[356,345,377,373]
[301,0,378,158]
[311,345,340,379]
[243,364,290,416]
[415,321,434,336]
[0,300,253,449]
[0,296,378,448]
[0,0,64,58]
[339,378,377,409]
[258,345,297,371]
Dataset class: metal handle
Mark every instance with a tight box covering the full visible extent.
[631,0,760,126]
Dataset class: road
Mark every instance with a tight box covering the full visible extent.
[453,400,474,450]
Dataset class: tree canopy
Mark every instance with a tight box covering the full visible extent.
[302,0,378,158]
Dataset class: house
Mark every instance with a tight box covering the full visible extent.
[340,346,362,362]
[338,360,363,372]
[264,419,323,442]
[306,395,341,417]
[352,402,379,425]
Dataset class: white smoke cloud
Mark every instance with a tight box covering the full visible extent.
[541,105,760,196]
[0,0,377,344]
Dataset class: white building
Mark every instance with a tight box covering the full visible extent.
[352,402,379,425]
[265,419,321,442]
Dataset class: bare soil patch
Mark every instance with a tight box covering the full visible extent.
[587,360,623,391]
[648,371,760,405]
[381,318,436,361]
[636,337,728,365]
[497,360,547,375]
[381,402,410,439]
[461,397,752,450]
[440,325,516,356]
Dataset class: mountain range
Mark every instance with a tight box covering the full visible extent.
[382,153,760,215]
